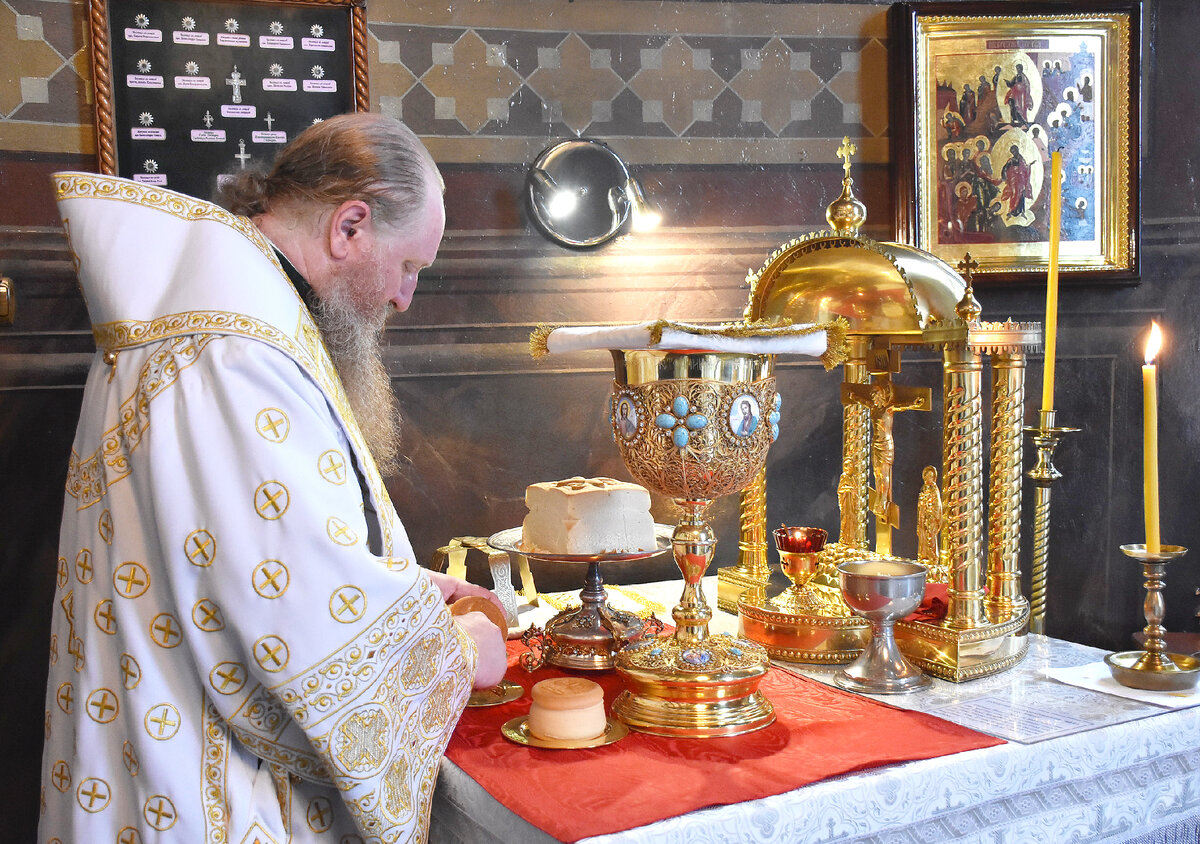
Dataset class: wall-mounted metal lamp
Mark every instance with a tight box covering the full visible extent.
[526,138,660,248]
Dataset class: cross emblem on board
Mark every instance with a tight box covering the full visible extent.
[203,110,214,128]
[226,66,246,103]
[235,138,252,169]
[265,111,274,130]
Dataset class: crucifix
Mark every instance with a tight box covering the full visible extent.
[235,139,251,169]
[264,112,274,131]
[841,342,931,556]
[226,66,246,104]
[203,110,213,128]
[837,135,857,180]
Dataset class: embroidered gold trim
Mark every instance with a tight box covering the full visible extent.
[53,172,276,260]
[201,696,231,844]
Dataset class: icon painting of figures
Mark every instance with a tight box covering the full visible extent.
[931,36,1098,255]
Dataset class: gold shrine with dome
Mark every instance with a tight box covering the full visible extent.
[725,140,1042,681]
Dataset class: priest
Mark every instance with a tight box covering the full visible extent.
[40,114,506,843]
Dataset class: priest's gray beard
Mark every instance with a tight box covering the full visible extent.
[312,277,402,476]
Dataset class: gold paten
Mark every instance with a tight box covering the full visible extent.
[611,350,776,736]
[733,143,1043,681]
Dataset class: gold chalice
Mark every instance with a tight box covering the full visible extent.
[608,349,779,737]
[772,526,828,612]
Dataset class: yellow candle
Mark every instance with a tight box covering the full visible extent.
[1041,151,1063,412]
[1143,322,1162,554]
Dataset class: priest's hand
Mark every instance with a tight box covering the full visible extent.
[426,570,506,617]
[454,611,508,688]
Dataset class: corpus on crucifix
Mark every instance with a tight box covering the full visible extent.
[226,65,246,104]
[841,351,931,555]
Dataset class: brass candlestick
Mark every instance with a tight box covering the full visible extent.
[1105,544,1199,691]
[1023,408,1079,635]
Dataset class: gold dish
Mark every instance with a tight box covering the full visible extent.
[467,680,524,707]
[1105,651,1200,692]
[501,715,629,749]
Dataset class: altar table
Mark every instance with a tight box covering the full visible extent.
[429,579,1200,843]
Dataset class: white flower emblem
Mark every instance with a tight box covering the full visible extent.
[312,117,324,125]
[134,13,149,29]
[270,21,283,35]
[184,61,199,76]
[138,112,153,126]
[269,63,284,78]
[310,24,324,38]
[143,159,158,173]
[225,18,239,33]
[181,17,196,31]
[136,59,152,74]
[310,65,325,80]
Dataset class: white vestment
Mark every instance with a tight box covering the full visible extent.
[40,174,476,844]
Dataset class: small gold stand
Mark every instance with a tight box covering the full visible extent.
[1105,544,1200,691]
[1023,409,1080,635]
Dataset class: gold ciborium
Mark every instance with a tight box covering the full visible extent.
[608,349,778,737]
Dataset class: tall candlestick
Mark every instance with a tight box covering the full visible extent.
[1143,322,1162,554]
[1041,151,1063,412]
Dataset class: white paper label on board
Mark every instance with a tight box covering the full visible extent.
[125,29,162,42]
[301,38,336,51]
[174,77,211,90]
[252,131,288,144]
[131,128,166,140]
[173,31,209,45]
[127,75,164,89]
[259,36,294,49]
[190,129,227,142]
[217,33,250,47]
[133,174,168,185]
[221,105,257,118]
[262,79,297,92]
[302,80,337,92]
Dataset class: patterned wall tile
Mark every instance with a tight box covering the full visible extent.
[1,0,885,166]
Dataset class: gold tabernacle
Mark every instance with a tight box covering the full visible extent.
[732,139,1042,681]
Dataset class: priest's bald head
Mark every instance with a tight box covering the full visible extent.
[220,113,446,474]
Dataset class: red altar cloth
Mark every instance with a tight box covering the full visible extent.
[445,640,1003,842]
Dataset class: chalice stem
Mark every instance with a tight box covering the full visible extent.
[672,500,715,644]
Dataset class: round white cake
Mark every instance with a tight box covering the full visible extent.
[527,677,607,741]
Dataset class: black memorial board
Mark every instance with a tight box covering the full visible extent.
[90,0,367,202]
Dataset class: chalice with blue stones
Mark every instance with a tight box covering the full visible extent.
[608,349,779,737]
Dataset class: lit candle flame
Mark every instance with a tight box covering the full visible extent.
[1145,321,1162,365]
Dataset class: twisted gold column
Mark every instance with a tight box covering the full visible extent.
[942,346,985,628]
[985,352,1027,621]
[839,336,870,549]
